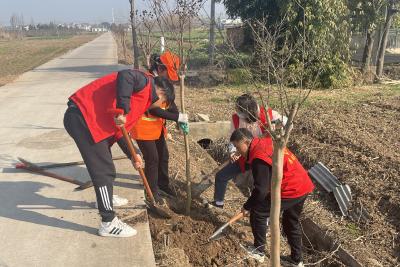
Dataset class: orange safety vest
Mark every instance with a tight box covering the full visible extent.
[130,102,168,140]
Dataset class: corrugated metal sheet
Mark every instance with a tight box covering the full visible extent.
[308,162,370,222]
[333,184,352,216]
[308,162,341,192]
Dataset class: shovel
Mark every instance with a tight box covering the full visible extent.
[16,157,93,191]
[109,108,172,219]
[208,211,244,242]
[32,155,127,169]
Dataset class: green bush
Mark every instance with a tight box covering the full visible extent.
[318,59,352,88]
[187,44,209,69]
[224,53,252,68]
[225,68,253,85]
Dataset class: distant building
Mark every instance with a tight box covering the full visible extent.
[75,23,92,31]
[91,27,108,32]
[219,18,243,29]
[218,18,245,48]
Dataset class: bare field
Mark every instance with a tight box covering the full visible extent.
[146,84,400,266]
[0,34,98,86]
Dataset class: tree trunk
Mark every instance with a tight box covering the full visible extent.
[146,54,151,70]
[209,0,216,65]
[129,0,140,69]
[270,140,284,267]
[376,4,395,78]
[362,30,374,74]
[121,32,127,63]
[179,73,192,215]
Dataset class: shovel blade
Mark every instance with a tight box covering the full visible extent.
[144,200,172,219]
[208,222,229,242]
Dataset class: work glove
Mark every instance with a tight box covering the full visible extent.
[178,113,189,123]
[230,152,240,163]
[178,122,189,135]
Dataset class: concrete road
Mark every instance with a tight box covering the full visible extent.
[0,33,156,267]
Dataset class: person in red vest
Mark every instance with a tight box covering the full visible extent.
[63,69,174,237]
[229,128,314,265]
[208,94,287,209]
[130,51,188,202]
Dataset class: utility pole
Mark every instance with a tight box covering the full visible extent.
[112,8,115,24]
[209,0,216,65]
[129,0,140,69]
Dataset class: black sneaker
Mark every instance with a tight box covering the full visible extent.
[154,195,165,205]
[159,186,177,198]
[281,255,304,267]
[207,201,224,209]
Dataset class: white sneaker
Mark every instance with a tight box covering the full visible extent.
[95,195,128,209]
[241,244,265,263]
[98,217,137,237]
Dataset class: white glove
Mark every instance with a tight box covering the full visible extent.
[228,142,237,154]
[178,113,189,123]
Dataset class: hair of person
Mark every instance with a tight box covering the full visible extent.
[230,128,254,143]
[154,76,175,104]
[149,54,167,74]
[235,94,258,123]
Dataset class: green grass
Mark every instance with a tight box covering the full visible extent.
[385,83,400,93]
[210,82,400,110]
[346,222,362,237]
[210,97,227,103]
[120,28,225,68]
[26,35,74,40]
[0,34,97,86]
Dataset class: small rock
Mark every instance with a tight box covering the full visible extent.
[196,113,210,122]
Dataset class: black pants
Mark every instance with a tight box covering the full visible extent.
[250,195,307,262]
[136,133,169,198]
[64,106,116,222]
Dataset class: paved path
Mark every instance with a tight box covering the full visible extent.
[0,32,156,267]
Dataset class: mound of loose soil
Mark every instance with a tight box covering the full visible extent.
[290,95,400,266]
[128,86,399,266]
[146,131,339,266]
[149,132,259,267]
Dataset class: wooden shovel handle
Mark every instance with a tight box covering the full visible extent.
[108,108,155,202]
[228,212,244,225]
[120,125,155,202]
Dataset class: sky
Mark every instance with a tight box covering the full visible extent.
[0,0,227,25]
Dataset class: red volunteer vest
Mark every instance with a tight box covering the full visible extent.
[248,137,314,199]
[69,71,153,143]
[232,107,273,173]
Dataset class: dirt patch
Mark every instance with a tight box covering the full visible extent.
[131,85,399,266]
[145,132,254,266]
[145,131,345,266]
[149,203,253,267]
[290,95,400,266]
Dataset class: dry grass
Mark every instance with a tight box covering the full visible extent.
[0,34,98,86]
